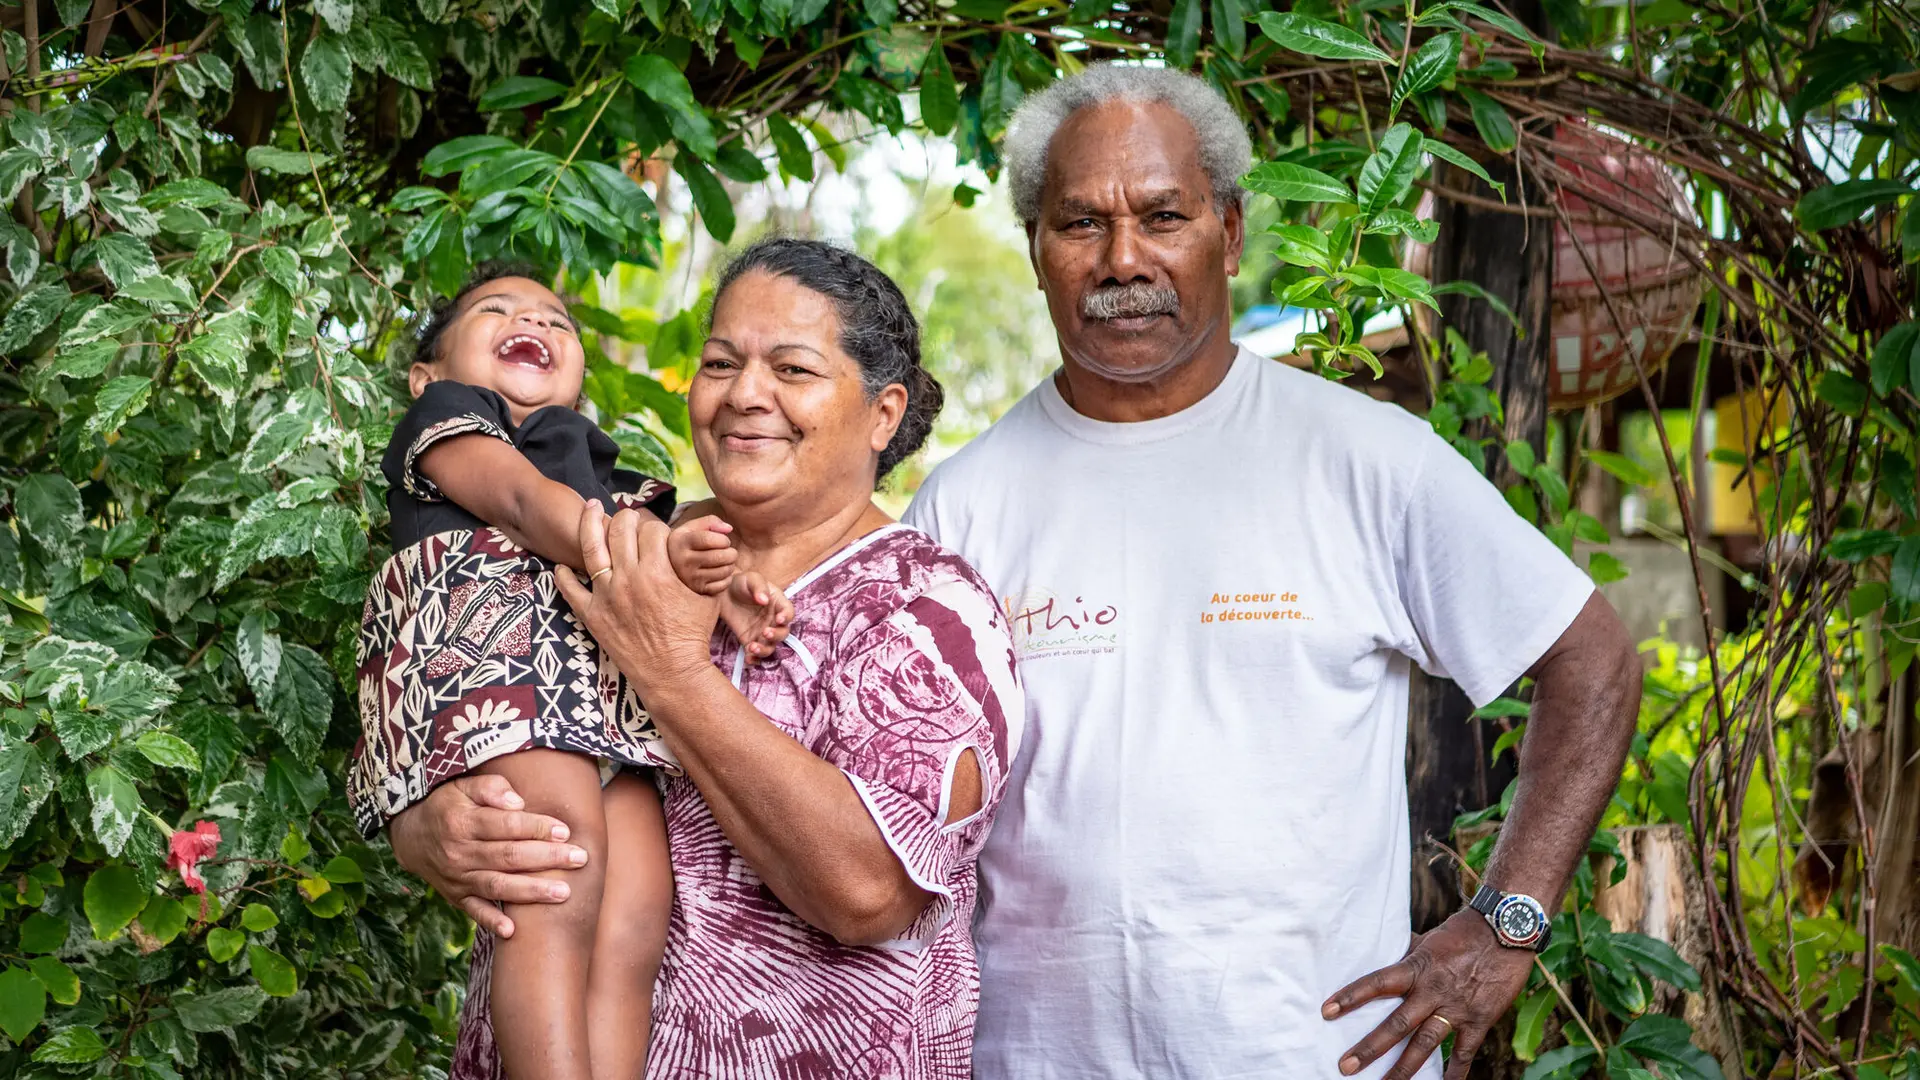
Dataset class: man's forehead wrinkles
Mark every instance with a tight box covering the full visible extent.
[1048,185,1193,216]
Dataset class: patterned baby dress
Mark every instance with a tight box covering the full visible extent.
[347,381,678,838]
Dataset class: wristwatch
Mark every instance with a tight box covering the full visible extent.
[1469,884,1552,951]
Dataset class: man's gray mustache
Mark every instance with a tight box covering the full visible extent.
[1081,284,1180,320]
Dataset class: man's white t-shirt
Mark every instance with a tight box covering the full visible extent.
[902,347,1594,1079]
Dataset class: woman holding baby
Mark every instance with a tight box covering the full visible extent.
[378,238,1020,1079]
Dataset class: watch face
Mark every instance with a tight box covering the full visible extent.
[1494,897,1544,944]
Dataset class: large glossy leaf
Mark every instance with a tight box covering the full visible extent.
[1894,536,1920,603]
[766,112,816,181]
[1424,139,1505,199]
[1827,528,1903,562]
[1617,1014,1723,1080]
[1212,0,1248,58]
[625,54,717,160]
[244,145,331,175]
[1255,12,1393,62]
[0,965,46,1042]
[248,945,299,997]
[174,986,268,1033]
[1391,32,1460,118]
[919,41,959,137]
[1427,1,1546,57]
[1521,1044,1598,1080]
[82,865,146,941]
[1512,987,1554,1061]
[300,34,353,113]
[1356,123,1424,217]
[1787,40,1888,121]
[31,1024,106,1064]
[1870,321,1918,396]
[1463,88,1517,153]
[675,153,735,243]
[1612,932,1702,991]
[0,283,71,354]
[87,767,141,858]
[974,39,1021,139]
[421,135,518,177]
[1241,161,1353,204]
[478,75,569,111]
[266,644,333,764]
[1166,0,1204,68]
[14,473,83,546]
[1795,178,1913,231]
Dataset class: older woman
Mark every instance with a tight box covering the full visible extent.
[387,238,1021,1078]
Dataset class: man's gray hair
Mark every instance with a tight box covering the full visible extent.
[1003,63,1252,226]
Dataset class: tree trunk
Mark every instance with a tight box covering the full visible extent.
[1406,137,1557,938]
[1592,825,1745,1078]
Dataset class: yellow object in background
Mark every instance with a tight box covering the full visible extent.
[1710,390,1790,536]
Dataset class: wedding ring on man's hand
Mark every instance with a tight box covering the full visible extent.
[589,567,612,584]
[1429,1014,1453,1033]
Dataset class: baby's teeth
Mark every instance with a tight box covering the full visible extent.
[496,335,551,365]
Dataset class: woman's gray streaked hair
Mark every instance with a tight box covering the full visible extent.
[1003,63,1252,226]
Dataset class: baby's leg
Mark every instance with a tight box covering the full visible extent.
[587,773,673,1079]
[474,750,607,1080]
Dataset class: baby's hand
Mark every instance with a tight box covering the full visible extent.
[666,514,737,596]
[721,572,794,661]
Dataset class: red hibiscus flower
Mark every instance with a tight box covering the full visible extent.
[168,820,221,894]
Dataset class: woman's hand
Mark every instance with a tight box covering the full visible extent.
[386,774,588,938]
[554,502,719,701]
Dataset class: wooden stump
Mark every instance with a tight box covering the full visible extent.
[1591,825,1744,1077]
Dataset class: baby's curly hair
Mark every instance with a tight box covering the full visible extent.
[409,261,552,366]
[712,239,943,487]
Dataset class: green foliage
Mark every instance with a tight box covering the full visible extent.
[0,0,1911,1074]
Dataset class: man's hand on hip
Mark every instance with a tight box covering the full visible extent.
[386,774,588,938]
[1322,910,1534,1079]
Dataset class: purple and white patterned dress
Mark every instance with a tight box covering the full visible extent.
[450,524,1022,1079]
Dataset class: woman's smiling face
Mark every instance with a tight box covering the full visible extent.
[410,276,584,424]
[692,270,904,514]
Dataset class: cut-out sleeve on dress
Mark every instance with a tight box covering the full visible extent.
[382,381,516,503]
[818,576,1020,949]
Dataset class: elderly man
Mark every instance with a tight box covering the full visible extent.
[899,65,1640,1079]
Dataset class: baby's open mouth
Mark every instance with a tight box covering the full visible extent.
[496,334,553,371]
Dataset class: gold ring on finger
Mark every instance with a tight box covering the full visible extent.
[1430,1014,1453,1033]
[589,567,612,584]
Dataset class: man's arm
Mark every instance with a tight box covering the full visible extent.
[1324,591,1641,1080]
[1479,590,1643,923]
